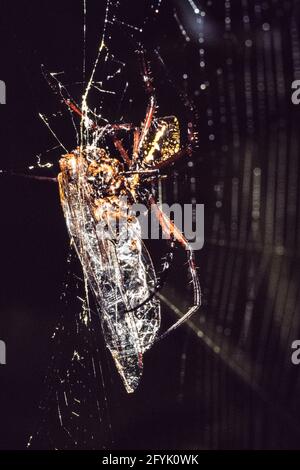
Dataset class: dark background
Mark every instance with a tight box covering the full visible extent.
[1,0,300,450]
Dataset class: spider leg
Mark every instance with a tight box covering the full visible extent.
[121,169,159,177]
[64,99,83,120]
[136,50,157,153]
[152,145,193,171]
[149,195,188,248]
[138,95,156,153]
[157,249,201,341]
[133,129,140,161]
[113,138,131,166]
[111,124,133,131]
[148,196,201,341]
[64,97,134,138]
[0,170,57,183]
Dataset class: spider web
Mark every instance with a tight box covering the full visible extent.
[28,250,114,449]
